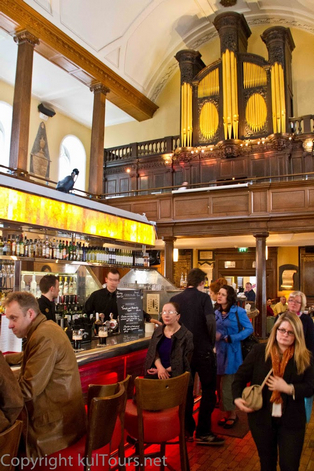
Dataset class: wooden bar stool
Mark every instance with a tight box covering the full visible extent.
[0,420,23,471]
[124,372,190,471]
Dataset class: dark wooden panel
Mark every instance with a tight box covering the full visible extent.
[174,170,183,185]
[212,194,249,214]
[174,197,209,217]
[233,158,247,176]
[120,177,130,194]
[291,156,303,174]
[107,179,117,194]
[301,254,314,296]
[309,189,314,208]
[190,163,199,184]
[132,201,158,220]
[154,173,165,189]
[220,160,233,178]
[252,190,268,212]
[160,199,172,219]
[201,161,217,182]
[272,190,305,211]
[251,157,267,177]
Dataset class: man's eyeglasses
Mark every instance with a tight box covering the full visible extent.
[277,327,295,337]
[161,310,178,315]
[288,298,301,304]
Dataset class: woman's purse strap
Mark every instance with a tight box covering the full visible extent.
[260,368,273,389]
[235,308,241,333]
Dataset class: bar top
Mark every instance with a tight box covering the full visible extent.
[75,332,151,366]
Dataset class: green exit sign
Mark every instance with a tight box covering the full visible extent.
[238,247,248,252]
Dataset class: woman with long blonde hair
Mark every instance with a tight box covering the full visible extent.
[233,311,314,471]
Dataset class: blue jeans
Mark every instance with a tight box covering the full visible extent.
[185,350,217,436]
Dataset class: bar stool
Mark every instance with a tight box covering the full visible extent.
[29,384,126,471]
[124,372,190,471]
[0,420,23,471]
[87,374,131,467]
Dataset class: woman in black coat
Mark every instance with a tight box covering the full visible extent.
[144,301,193,379]
[232,311,314,471]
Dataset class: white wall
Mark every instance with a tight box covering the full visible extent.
[0,79,92,187]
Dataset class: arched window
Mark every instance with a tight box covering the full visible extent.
[59,135,86,192]
[0,101,13,169]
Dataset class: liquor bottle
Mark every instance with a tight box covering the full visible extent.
[30,274,37,296]
[21,274,26,291]
[69,277,74,295]
[72,277,77,294]
[11,235,16,256]
[51,239,56,259]
[183,272,188,288]
[82,244,87,262]
[45,236,50,259]
[63,276,69,295]
[6,235,11,256]
[60,240,65,260]
[58,276,63,297]
[2,237,7,255]
[94,312,103,336]
[19,235,25,257]
[24,237,29,257]
[0,236,4,256]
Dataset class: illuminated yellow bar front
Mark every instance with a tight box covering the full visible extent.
[0,187,155,246]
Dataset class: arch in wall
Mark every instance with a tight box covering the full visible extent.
[0,101,12,169]
[58,135,86,192]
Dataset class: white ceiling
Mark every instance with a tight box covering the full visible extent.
[1,0,314,128]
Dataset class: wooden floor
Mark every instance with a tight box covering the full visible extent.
[125,407,314,470]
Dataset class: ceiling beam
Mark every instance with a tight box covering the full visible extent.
[0,0,158,122]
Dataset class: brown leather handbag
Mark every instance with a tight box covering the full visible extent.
[242,368,273,410]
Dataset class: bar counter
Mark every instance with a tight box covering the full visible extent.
[76,332,151,393]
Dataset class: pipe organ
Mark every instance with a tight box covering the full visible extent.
[176,12,295,147]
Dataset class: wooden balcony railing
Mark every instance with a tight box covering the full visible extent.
[104,135,180,162]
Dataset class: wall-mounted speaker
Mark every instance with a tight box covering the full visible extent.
[38,102,56,118]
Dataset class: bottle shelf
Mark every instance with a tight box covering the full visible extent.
[0,255,148,268]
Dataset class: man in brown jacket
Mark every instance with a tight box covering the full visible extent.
[0,351,24,433]
[4,292,86,458]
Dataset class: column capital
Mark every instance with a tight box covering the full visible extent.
[253,232,269,239]
[14,30,39,47]
[162,236,177,243]
[90,82,110,95]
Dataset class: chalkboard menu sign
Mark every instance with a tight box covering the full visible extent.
[116,289,144,334]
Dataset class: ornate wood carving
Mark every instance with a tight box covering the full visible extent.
[213,12,251,54]
[220,0,237,6]
[261,27,295,66]
[175,50,205,85]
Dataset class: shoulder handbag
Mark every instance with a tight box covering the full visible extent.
[235,309,259,359]
[242,368,273,410]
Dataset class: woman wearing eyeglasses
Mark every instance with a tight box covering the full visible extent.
[144,302,193,379]
[287,291,314,356]
[232,311,314,471]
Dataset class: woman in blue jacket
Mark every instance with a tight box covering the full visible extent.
[215,285,253,428]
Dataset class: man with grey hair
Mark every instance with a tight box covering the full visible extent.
[4,292,86,458]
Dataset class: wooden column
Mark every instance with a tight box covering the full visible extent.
[254,232,269,339]
[89,84,109,196]
[162,236,176,283]
[10,31,39,173]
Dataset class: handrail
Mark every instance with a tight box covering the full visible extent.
[102,171,314,199]
[2,164,314,202]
